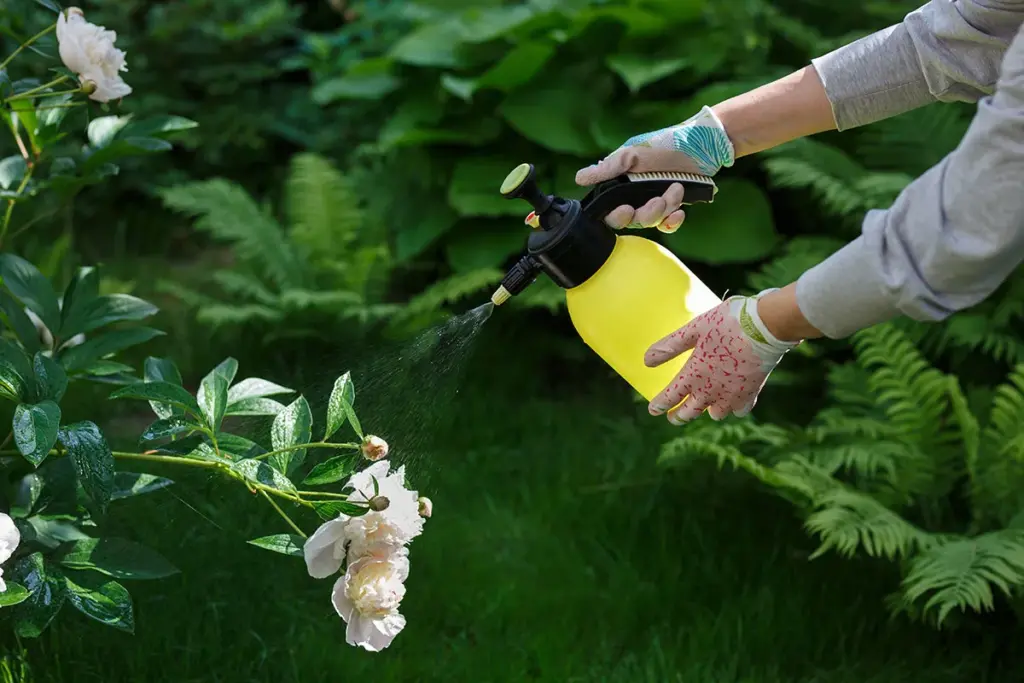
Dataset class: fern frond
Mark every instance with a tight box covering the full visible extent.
[682,418,791,448]
[278,289,364,312]
[155,280,220,308]
[901,530,1024,626]
[746,236,844,292]
[394,269,504,325]
[852,324,950,444]
[210,271,278,305]
[286,153,364,259]
[985,364,1024,452]
[160,179,304,288]
[857,103,972,176]
[511,277,566,313]
[804,486,935,560]
[196,304,283,328]
[658,437,815,499]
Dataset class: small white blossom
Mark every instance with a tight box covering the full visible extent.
[56,8,132,103]
[361,435,389,462]
[331,547,409,652]
[0,512,21,593]
[302,517,348,579]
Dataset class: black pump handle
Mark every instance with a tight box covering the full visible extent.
[581,173,717,223]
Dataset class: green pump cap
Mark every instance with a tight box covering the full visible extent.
[500,163,533,196]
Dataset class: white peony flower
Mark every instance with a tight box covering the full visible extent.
[303,517,348,579]
[331,547,409,652]
[344,460,423,558]
[56,8,132,103]
[0,512,22,593]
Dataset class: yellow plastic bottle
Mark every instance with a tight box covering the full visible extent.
[491,163,722,402]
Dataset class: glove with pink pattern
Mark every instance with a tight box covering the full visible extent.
[644,289,799,424]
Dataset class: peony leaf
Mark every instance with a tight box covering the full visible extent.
[13,401,61,466]
[247,534,304,557]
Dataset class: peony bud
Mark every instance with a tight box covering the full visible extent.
[80,80,97,96]
[368,495,390,512]
[361,435,388,462]
[417,496,432,518]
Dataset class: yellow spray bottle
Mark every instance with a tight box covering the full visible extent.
[490,163,722,403]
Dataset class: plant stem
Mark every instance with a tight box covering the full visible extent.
[112,451,222,470]
[0,24,56,72]
[3,76,70,103]
[0,166,35,249]
[295,490,352,500]
[254,442,360,462]
[260,490,307,538]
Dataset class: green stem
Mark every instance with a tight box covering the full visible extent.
[296,490,353,500]
[254,442,360,462]
[0,24,55,72]
[112,451,222,470]
[2,76,70,103]
[260,490,307,538]
[0,166,35,249]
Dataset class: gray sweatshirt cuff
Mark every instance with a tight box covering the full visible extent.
[795,232,902,339]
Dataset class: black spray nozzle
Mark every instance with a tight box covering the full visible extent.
[491,254,540,307]
[499,163,553,216]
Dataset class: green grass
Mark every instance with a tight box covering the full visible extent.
[9,315,1024,682]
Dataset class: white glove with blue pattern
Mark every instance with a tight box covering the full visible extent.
[575,106,735,233]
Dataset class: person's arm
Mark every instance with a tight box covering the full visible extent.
[758,21,1024,342]
[809,0,1024,132]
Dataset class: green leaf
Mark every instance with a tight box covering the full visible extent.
[59,327,164,373]
[325,372,360,440]
[231,459,297,494]
[455,5,535,42]
[0,156,26,190]
[25,517,89,549]
[198,358,237,432]
[473,42,555,92]
[313,500,368,521]
[0,582,30,607]
[396,202,457,262]
[143,357,184,419]
[64,571,134,633]
[0,254,61,333]
[110,381,201,417]
[270,397,313,474]
[390,21,465,68]
[33,0,62,14]
[13,401,61,466]
[448,158,528,217]
[9,553,65,637]
[60,538,179,580]
[87,115,132,148]
[32,352,67,402]
[82,137,172,174]
[140,416,196,442]
[82,360,135,377]
[445,223,525,272]
[117,115,198,140]
[58,267,99,334]
[111,472,173,501]
[247,534,304,557]
[0,289,41,353]
[303,454,359,486]
[57,421,115,513]
[606,54,689,92]
[10,473,42,518]
[313,66,401,103]
[59,293,158,339]
[216,434,265,459]
[0,339,31,403]
[226,378,293,404]
[225,397,286,416]
[499,82,601,156]
[186,442,235,466]
[662,179,779,264]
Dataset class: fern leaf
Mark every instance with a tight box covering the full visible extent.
[804,486,934,560]
[196,304,283,328]
[393,269,504,324]
[857,104,972,176]
[901,530,1024,626]
[160,179,303,288]
[286,153,364,259]
[511,277,566,313]
[746,236,844,292]
[210,271,278,306]
[154,280,219,308]
[278,289,364,312]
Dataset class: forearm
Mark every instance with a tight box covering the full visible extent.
[789,22,1024,340]
[756,284,823,342]
[712,67,837,158]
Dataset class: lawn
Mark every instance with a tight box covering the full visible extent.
[13,313,1024,683]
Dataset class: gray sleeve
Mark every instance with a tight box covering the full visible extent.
[811,0,1024,130]
[796,22,1024,339]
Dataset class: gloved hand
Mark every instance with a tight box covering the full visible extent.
[644,290,798,424]
[575,106,735,233]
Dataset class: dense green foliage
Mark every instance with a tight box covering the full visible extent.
[4,0,1024,679]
